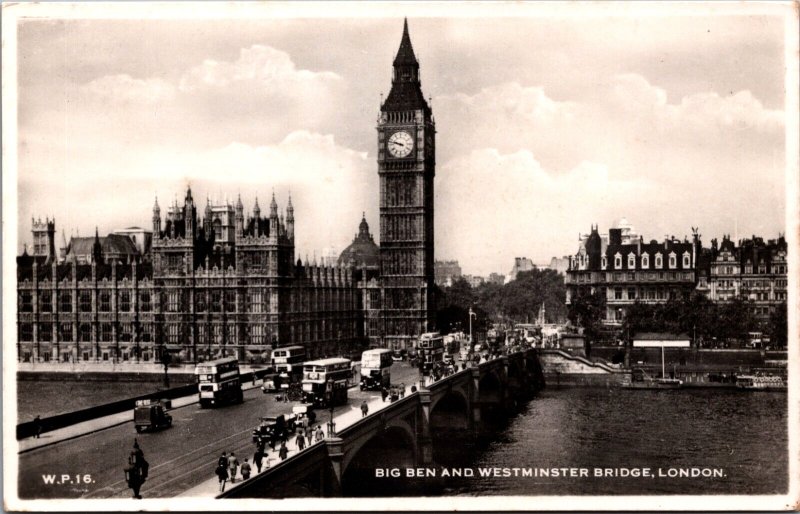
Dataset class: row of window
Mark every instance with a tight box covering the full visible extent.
[19,322,155,343]
[19,291,152,313]
[19,319,359,345]
[572,271,692,283]
[20,350,154,363]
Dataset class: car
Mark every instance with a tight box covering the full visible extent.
[252,414,297,448]
[133,399,172,433]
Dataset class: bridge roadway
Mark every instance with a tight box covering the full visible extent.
[221,349,545,498]
[17,361,421,499]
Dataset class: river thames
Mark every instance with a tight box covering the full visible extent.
[431,387,788,496]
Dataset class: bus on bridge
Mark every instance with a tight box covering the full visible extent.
[301,358,352,407]
[360,349,392,391]
[194,357,243,408]
[418,332,444,373]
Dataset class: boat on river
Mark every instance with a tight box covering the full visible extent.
[735,374,786,391]
[623,368,683,389]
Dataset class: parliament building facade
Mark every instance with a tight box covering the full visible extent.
[15,21,435,364]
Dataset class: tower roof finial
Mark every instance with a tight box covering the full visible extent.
[394,17,418,66]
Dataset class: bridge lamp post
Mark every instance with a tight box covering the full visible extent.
[325,378,336,437]
[469,308,477,354]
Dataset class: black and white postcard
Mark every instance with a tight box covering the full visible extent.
[3,2,798,511]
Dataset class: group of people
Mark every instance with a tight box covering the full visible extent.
[215,451,256,492]
[216,425,326,492]
[379,383,406,403]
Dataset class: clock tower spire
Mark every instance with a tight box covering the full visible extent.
[377,18,436,350]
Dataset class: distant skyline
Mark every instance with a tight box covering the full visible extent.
[11,4,790,276]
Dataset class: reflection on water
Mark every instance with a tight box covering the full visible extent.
[353,387,787,496]
[445,388,788,496]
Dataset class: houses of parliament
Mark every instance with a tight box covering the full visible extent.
[15,20,436,365]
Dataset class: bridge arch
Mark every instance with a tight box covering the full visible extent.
[340,421,417,496]
[430,388,470,431]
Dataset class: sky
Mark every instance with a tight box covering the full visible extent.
[11,4,790,276]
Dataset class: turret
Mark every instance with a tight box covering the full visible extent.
[235,194,244,237]
[91,227,103,265]
[152,196,161,237]
[204,196,212,234]
[253,196,261,220]
[269,191,278,219]
[184,186,195,239]
[286,194,294,240]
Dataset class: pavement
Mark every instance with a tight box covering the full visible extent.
[178,381,421,498]
[17,380,265,454]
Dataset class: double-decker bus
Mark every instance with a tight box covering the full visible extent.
[360,349,393,390]
[301,357,352,407]
[194,357,243,408]
[418,332,444,372]
[271,345,306,376]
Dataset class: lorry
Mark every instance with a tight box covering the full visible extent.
[133,399,173,433]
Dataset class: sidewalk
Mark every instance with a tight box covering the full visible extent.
[17,380,264,454]
[178,382,418,498]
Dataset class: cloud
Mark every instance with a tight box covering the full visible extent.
[435,149,651,274]
[609,73,785,132]
[178,44,341,93]
[82,74,176,104]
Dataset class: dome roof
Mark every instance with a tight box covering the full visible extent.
[338,214,379,269]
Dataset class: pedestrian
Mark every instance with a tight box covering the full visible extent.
[295,430,306,451]
[361,400,369,417]
[253,448,264,473]
[381,387,388,402]
[400,384,406,398]
[33,415,42,439]
[279,441,289,461]
[411,385,417,393]
[227,451,239,483]
[315,426,325,442]
[284,392,289,403]
[240,458,252,480]
[215,462,228,492]
[218,451,228,469]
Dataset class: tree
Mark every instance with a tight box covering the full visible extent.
[567,291,606,343]
[768,303,787,347]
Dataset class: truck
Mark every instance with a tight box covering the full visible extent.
[133,399,173,433]
[252,414,297,449]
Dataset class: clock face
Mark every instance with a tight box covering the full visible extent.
[387,130,414,158]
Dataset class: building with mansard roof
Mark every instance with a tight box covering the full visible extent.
[566,223,702,325]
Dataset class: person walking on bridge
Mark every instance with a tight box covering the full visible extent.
[253,447,264,473]
[295,430,306,451]
[215,462,228,492]
[279,441,289,461]
[314,425,325,442]
[361,400,369,417]
[240,458,252,480]
[227,451,239,483]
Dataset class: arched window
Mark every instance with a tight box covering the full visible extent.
[627,254,636,269]
[614,253,622,269]
[601,256,607,270]
[682,252,691,268]
[655,253,663,269]
[641,254,649,269]
[668,252,677,269]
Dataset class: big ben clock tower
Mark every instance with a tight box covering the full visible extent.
[377,19,436,350]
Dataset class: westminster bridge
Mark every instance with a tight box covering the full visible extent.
[220,349,545,498]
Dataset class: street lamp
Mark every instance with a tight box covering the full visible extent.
[325,378,336,437]
[469,307,477,353]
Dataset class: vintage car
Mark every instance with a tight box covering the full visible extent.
[133,399,173,433]
[252,414,297,448]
